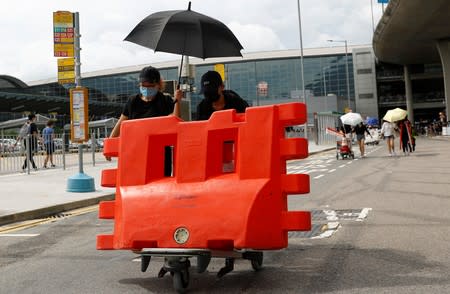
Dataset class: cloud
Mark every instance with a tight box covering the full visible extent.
[0,0,384,83]
[228,22,285,52]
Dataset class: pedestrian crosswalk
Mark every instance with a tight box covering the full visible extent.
[286,145,382,180]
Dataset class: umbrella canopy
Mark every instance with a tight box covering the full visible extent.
[124,2,243,59]
[365,117,379,126]
[340,112,363,126]
[383,108,407,122]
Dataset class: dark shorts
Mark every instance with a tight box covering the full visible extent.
[356,134,365,141]
[45,143,55,155]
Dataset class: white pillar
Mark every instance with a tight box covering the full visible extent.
[437,40,450,124]
[404,65,414,123]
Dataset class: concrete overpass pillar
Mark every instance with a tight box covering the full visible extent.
[404,65,414,123]
[437,40,450,124]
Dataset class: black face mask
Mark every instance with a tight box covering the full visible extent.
[204,88,220,103]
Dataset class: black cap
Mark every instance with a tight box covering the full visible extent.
[139,66,160,83]
[200,71,223,93]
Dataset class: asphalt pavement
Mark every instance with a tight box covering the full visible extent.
[0,141,335,226]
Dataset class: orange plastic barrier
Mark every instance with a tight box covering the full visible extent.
[97,102,311,251]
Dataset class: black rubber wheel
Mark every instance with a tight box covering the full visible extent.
[250,252,263,271]
[173,269,189,293]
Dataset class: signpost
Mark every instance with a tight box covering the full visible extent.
[53,11,94,192]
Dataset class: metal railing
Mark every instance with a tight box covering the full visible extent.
[0,132,107,175]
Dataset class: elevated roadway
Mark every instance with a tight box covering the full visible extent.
[373,0,450,122]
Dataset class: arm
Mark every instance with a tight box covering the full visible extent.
[109,114,128,138]
[171,89,183,118]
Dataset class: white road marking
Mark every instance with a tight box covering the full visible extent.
[0,234,39,237]
[357,208,373,221]
[339,164,346,168]
[313,175,324,179]
[328,169,336,173]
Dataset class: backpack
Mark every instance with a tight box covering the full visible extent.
[18,122,30,139]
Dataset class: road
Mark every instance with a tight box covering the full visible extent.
[1,137,449,293]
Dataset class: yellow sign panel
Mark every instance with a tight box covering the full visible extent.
[70,87,89,142]
[214,64,226,82]
[54,44,74,57]
[53,11,74,57]
[53,11,73,24]
[57,58,75,67]
[58,71,75,80]
[57,58,75,84]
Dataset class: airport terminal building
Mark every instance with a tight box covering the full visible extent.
[0,43,447,129]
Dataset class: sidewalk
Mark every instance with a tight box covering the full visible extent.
[0,142,334,226]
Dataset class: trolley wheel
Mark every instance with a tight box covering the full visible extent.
[173,269,190,293]
[250,252,263,271]
[351,153,355,159]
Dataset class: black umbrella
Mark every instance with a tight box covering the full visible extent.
[124,2,243,83]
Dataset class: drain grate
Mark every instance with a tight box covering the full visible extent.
[289,224,327,239]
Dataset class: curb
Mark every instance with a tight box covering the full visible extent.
[0,193,115,227]
[308,147,335,156]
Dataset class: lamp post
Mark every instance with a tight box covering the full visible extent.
[322,65,331,96]
[327,39,351,110]
[297,0,307,139]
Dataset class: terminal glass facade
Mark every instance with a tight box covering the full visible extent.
[59,53,354,118]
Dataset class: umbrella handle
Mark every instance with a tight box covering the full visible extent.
[177,54,184,90]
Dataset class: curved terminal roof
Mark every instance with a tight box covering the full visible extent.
[0,75,28,89]
[373,0,450,65]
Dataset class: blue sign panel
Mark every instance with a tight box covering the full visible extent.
[377,0,389,3]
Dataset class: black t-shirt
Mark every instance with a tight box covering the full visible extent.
[354,124,369,136]
[196,90,249,120]
[122,92,174,119]
[26,122,38,150]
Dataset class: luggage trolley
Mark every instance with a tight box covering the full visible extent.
[336,134,354,160]
[97,103,311,293]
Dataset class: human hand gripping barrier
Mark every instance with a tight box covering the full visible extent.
[97,102,310,251]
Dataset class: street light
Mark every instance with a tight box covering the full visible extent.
[297,0,307,139]
[327,39,351,110]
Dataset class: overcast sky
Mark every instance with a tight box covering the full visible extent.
[1,0,384,83]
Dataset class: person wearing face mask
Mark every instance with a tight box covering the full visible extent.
[107,66,183,175]
[196,70,249,120]
[109,66,183,138]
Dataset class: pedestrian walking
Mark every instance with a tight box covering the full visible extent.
[42,120,56,168]
[380,120,397,156]
[21,113,38,171]
[398,118,413,155]
[196,70,249,121]
[107,66,183,176]
[354,122,372,158]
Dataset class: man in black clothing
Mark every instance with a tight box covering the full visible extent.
[196,71,249,120]
[22,113,38,171]
[195,70,250,277]
[108,66,183,176]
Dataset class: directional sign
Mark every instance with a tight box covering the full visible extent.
[377,0,389,3]
[53,11,74,57]
[57,58,75,84]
